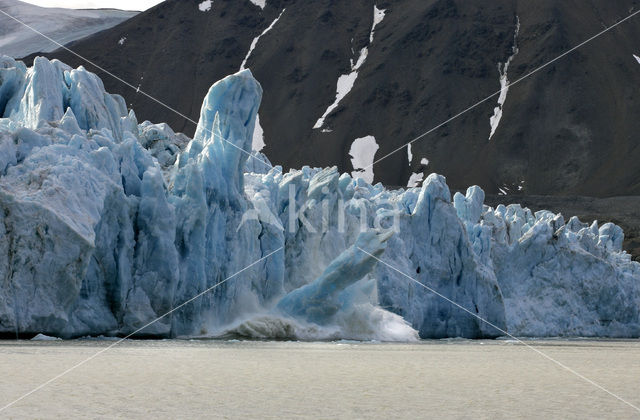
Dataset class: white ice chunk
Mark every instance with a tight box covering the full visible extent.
[31,334,61,341]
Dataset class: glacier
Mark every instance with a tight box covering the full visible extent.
[0,56,639,340]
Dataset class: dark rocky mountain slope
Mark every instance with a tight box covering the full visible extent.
[24,0,640,197]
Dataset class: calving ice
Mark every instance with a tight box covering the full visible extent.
[0,56,639,340]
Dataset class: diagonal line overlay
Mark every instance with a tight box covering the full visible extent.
[1,3,639,416]
[0,9,275,172]
[0,247,284,413]
[357,246,640,414]
[365,9,640,171]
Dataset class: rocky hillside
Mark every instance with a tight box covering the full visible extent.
[24,0,640,196]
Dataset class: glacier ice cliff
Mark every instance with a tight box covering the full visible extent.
[0,56,639,340]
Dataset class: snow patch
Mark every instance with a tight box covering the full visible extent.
[252,114,266,152]
[240,9,286,71]
[407,172,424,188]
[407,156,429,187]
[489,16,520,141]
[313,5,386,129]
[198,0,212,12]
[249,0,266,9]
[118,37,126,45]
[349,135,379,183]
[370,5,386,43]
[634,54,640,64]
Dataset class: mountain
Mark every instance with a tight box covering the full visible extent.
[23,0,640,196]
[0,0,137,58]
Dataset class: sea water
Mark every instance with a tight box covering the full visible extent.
[0,339,639,419]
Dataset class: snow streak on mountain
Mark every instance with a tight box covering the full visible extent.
[29,0,640,198]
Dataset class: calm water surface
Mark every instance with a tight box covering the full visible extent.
[0,339,639,419]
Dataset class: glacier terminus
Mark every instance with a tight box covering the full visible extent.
[0,56,639,341]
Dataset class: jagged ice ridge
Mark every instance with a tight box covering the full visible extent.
[0,56,638,340]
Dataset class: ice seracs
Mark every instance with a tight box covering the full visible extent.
[0,56,639,341]
[270,230,418,341]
